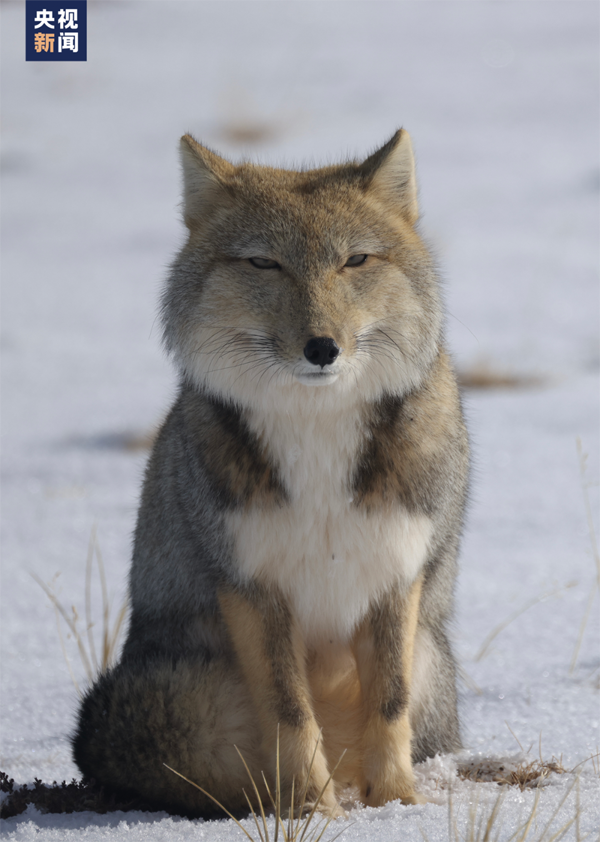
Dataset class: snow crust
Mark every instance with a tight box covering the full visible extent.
[1,1,598,839]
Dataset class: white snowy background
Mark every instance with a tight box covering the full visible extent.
[1,1,599,839]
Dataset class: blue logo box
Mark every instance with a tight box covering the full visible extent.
[26,1,87,61]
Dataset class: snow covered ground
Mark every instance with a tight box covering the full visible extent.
[1,1,598,839]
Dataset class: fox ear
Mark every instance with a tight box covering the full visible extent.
[179,135,234,228]
[360,130,418,223]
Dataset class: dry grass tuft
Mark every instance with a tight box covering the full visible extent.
[570,437,600,675]
[457,362,543,391]
[0,771,152,819]
[457,756,566,791]
[115,429,157,451]
[31,526,127,696]
[428,774,585,842]
[68,429,157,451]
[165,729,349,842]
[221,122,279,145]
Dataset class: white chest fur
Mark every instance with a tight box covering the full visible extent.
[226,390,433,644]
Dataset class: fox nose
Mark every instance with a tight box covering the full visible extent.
[303,337,341,368]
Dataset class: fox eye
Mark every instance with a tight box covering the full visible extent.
[344,254,368,267]
[249,257,281,270]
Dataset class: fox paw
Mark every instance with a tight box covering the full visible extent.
[281,779,344,820]
[362,781,425,808]
[302,800,346,819]
[282,795,345,820]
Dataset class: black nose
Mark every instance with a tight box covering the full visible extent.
[303,337,341,368]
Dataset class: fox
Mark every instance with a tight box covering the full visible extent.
[72,129,469,818]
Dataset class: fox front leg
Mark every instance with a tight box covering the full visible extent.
[218,586,342,817]
[353,576,424,807]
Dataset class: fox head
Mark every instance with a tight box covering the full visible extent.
[162,131,443,411]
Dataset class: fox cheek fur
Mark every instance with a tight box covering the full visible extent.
[72,129,469,817]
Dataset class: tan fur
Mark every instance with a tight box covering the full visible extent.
[218,588,341,816]
[309,648,364,788]
[352,577,423,806]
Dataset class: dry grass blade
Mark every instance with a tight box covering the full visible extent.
[319,820,350,842]
[570,437,600,674]
[295,734,323,838]
[234,746,270,841]
[163,764,257,841]
[459,663,483,695]
[570,751,600,774]
[576,438,600,586]
[442,792,505,842]
[287,775,295,840]
[52,598,83,698]
[441,777,587,842]
[298,744,346,842]
[91,535,128,673]
[593,749,600,778]
[510,790,540,842]
[242,788,268,842]
[94,535,110,670]
[85,528,99,674]
[475,583,576,662]
[505,722,525,753]
[105,601,128,668]
[275,724,281,841]
[32,527,127,693]
[533,774,581,842]
[481,789,504,841]
[31,572,95,685]
[168,734,348,842]
[570,585,598,675]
